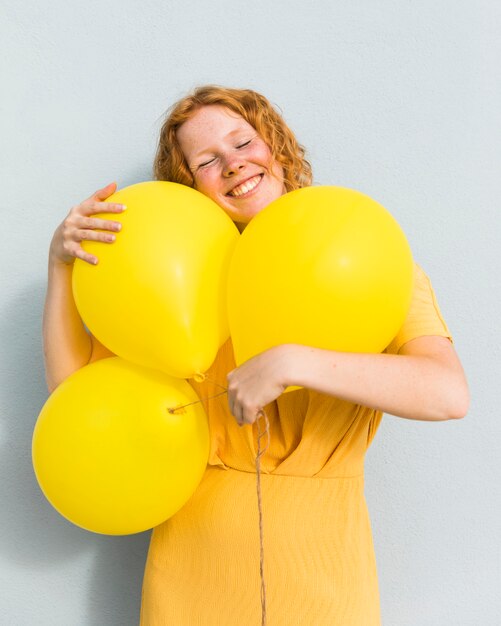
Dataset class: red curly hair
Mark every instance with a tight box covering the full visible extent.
[153,85,312,192]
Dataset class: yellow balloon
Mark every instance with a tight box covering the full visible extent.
[32,358,209,535]
[228,186,414,368]
[72,181,239,378]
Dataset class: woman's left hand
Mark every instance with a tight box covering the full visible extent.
[226,344,299,426]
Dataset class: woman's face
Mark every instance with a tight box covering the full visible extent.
[177,105,286,228]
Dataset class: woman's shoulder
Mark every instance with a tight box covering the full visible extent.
[384,261,452,354]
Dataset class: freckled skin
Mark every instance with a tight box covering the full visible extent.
[177,105,286,229]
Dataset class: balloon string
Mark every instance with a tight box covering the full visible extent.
[167,373,270,625]
[166,389,227,414]
[256,409,270,626]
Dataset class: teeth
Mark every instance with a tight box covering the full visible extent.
[229,175,261,197]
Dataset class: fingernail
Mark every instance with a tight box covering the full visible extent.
[120,205,127,210]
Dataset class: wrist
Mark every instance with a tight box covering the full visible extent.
[48,246,74,269]
[276,343,308,388]
[47,254,74,284]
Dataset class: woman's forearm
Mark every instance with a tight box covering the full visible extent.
[287,344,468,421]
[42,184,124,392]
[42,257,92,392]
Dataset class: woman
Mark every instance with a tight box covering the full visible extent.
[43,86,469,625]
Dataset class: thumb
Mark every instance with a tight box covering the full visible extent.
[89,181,118,202]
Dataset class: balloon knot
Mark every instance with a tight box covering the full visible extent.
[193,371,206,383]
[167,405,187,415]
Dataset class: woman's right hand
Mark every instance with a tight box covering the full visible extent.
[49,182,127,266]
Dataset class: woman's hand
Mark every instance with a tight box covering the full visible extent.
[49,182,126,266]
[226,344,299,426]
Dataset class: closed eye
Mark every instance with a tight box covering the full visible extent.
[197,138,252,169]
[198,157,217,168]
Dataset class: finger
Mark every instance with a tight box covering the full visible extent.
[227,392,235,418]
[242,406,259,426]
[85,182,117,203]
[84,201,127,215]
[75,229,117,244]
[75,215,123,232]
[70,244,99,266]
[227,393,243,426]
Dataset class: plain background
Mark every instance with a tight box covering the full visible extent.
[1,1,499,624]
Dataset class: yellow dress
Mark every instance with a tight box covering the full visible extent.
[140,264,452,625]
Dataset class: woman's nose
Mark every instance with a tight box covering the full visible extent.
[222,154,246,177]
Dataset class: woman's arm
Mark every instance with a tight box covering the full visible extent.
[43,183,124,393]
[42,260,115,392]
[287,336,469,421]
[226,337,470,425]
[42,260,93,393]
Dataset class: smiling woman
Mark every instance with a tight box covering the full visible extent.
[177,105,286,227]
[153,85,312,230]
[42,85,469,626]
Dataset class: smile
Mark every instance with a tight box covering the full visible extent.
[227,174,263,198]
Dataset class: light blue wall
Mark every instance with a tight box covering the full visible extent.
[1,1,499,624]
